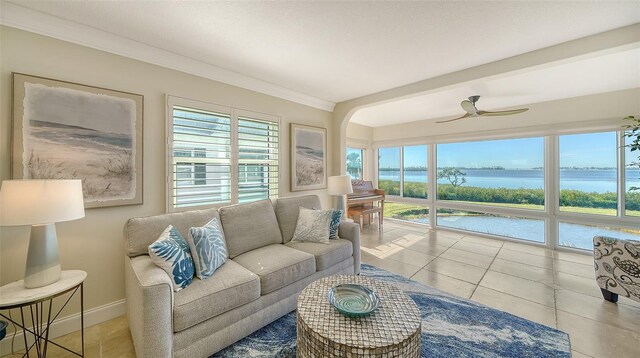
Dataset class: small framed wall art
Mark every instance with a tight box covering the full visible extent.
[290,123,327,191]
[12,73,144,208]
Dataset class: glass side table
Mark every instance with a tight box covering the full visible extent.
[0,270,87,357]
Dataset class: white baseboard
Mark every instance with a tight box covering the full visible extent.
[0,299,126,356]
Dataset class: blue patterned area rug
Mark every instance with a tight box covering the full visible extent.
[213,264,571,357]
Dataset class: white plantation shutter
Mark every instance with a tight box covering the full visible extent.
[171,105,232,209]
[167,97,280,212]
[237,116,279,203]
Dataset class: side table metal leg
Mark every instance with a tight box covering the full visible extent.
[44,299,53,357]
[81,283,84,357]
[20,307,30,358]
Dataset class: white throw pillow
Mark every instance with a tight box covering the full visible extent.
[148,225,195,291]
[290,207,332,244]
[187,217,228,280]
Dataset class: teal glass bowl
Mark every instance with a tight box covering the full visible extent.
[328,284,379,317]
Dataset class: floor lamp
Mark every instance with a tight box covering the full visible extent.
[0,180,85,288]
[328,175,353,219]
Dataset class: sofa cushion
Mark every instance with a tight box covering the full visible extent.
[285,239,353,271]
[125,207,220,257]
[233,244,316,294]
[173,260,260,332]
[274,195,322,243]
[219,199,283,258]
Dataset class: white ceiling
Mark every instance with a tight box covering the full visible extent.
[3,1,640,122]
[350,47,640,126]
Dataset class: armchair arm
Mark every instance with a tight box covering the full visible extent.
[593,236,640,303]
[339,221,361,274]
[125,255,174,358]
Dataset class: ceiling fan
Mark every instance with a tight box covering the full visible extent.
[437,95,529,123]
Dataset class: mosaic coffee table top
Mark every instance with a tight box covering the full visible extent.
[296,275,421,357]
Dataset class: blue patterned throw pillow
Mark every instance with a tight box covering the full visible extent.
[329,210,342,239]
[149,225,195,291]
[187,217,228,280]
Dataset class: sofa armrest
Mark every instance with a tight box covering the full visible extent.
[125,255,174,358]
[339,221,361,274]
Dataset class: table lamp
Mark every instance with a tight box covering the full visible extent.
[327,175,353,219]
[0,179,85,288]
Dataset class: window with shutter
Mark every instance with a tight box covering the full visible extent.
[238,116,279,203]
[167,97,280,212]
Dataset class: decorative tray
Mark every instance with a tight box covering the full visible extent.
[328,284,379,317]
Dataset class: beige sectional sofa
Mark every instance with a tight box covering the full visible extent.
[124,195,361,358]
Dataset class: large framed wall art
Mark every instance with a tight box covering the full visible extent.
[290,123,327,191]
[12,73,144,208]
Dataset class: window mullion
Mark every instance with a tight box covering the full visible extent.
[399,147,404,198]
[547,135,557,250]
[230,109,239,205]
[428,144,436,228]
[618,130,625,218]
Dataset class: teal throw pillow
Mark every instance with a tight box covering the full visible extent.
[187,217,228,279]
[148,225,195,291]
[329,210,342,239]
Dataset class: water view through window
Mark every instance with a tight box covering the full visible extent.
[436,137,545,210]
[378,147,400,195]
[559,132,618,216]
[403,145,428,199]
[377,131,639,250]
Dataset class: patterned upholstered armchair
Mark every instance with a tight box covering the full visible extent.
[593,236,640,303]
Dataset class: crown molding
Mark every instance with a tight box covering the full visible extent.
[0,2,336,112]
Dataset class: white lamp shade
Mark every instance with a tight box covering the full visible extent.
[0,179,85,226]
[327,175,353,195]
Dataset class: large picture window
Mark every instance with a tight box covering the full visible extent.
[375,127,638,251]
[168,98,279,211]
[378,147,401,195]
[559,132,618,216]
[436,137,545,210]
[403,145,428,199]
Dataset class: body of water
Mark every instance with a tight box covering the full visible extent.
[379,169,640,193]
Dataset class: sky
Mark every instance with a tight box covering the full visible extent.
[25,82,136,135]
[378,132,621,169]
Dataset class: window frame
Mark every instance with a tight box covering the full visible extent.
[373,122,639,253]
[166,95,281,213]
[346,146,366,180]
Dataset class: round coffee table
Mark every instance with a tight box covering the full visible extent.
[296,275,421,357]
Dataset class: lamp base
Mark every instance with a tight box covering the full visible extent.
[335,195,347,220]
[24,223,61,288]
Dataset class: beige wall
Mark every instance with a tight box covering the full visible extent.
[346,122,373,143]
[371,89,640,143]
[0,27,333,316]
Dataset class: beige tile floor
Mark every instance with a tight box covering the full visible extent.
[4,220,639,357]
[360,221,640,358]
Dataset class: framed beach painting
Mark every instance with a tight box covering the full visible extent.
[290,123,327,191]
[12,73,143,208]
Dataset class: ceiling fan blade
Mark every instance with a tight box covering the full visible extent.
[460,100,477,114]
[477,108,529,116]
[436,112,472,123]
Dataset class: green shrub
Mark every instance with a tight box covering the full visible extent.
[378,181,640,211]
